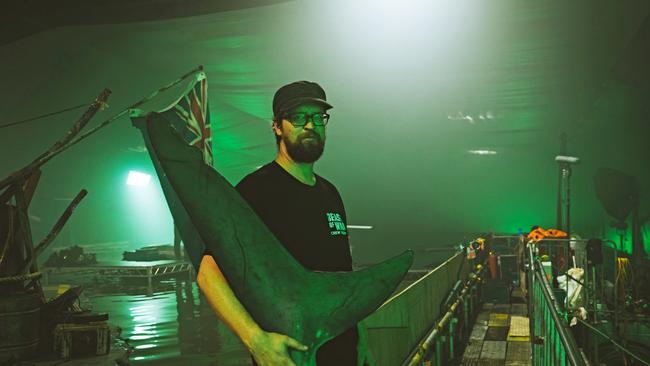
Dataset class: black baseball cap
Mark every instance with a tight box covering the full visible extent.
[272,81,333,118]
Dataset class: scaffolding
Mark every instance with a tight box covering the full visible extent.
[42,260,194,296]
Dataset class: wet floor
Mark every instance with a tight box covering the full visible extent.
[46,274,252,366]
[39,258,434,365]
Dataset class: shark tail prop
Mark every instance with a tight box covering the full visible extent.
[134,113,413,365]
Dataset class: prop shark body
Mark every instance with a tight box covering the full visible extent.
[133,113,413,365]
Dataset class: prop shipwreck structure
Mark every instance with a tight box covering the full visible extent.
[0,90,108,362]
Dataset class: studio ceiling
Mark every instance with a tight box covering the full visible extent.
[1,0,649,266]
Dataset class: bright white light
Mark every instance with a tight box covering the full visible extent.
[126,171,151,187]
[135,344,157,350]
[347,225,374,230]
[129,335,154,341]
[468,150,497,155]
[448,111,497,122]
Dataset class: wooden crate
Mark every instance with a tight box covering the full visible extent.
[53,322,110,359]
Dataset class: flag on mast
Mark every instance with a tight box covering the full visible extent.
[129,70,212,264]
[130,71,213,166]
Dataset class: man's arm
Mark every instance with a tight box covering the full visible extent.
[196,254,308,366]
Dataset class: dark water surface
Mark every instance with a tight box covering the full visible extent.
[41,254,438,366]
[73,279,252,365]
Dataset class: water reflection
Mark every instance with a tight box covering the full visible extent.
[85,278,251,365]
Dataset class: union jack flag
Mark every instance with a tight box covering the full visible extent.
[161,74,213,166]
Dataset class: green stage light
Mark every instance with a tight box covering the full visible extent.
[126,171,151,187]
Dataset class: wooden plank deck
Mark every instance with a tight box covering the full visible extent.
[476,311,491,324]
[510,304,528,316]
[488,313,509,327]
[506,342,532,366]
[461,302,531,366]
[507,316,530,342]
[462,360,506,366]
[492,304,511,313]
[470,324,489,341]
[462,341,484,360]
[485,327,509,341]
[481,341,507,360]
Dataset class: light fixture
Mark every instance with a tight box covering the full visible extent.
[468,150,497,155]
[126,171,152,187]
[347,225,373,230]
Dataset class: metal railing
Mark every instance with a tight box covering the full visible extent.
[527,243,586,366]
[402,262,486,366]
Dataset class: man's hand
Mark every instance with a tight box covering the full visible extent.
[247,330,308,366]
[197,255,307,365]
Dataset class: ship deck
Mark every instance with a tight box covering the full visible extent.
[461,290,532,366]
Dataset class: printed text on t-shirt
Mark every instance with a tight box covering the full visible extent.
[326,212,347,236]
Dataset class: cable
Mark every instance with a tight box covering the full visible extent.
[576,318,650,366]
[43,65,204,162]
[0,104,88,129]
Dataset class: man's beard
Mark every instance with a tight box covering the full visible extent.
[283,132,325,163]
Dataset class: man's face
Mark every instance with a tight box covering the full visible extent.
[275,103,327,163]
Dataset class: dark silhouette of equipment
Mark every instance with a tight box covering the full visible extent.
[586,239,603,265]
[593,168,645,259]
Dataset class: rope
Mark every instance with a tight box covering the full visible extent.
[42,65,204,161]
[0,271,42,283]
[0,104,88,130]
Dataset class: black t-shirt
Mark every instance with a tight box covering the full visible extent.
[236,161,358,365]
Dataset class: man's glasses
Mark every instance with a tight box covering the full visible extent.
[282,112,330,127]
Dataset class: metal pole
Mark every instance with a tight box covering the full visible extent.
[566,165,572,236]
[556,133,567,231]
[147,266,153,296]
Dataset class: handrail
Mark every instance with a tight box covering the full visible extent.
[533,259,586,365]
[527,243,586,366]
[401,262,485,366]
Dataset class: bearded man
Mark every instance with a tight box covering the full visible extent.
[197,81,366,366]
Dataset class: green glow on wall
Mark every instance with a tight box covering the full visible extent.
[3,1,647,267]
[602,220,650,257]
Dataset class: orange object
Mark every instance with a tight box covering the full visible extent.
[488,252,498,279]
[527,227,567,243]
